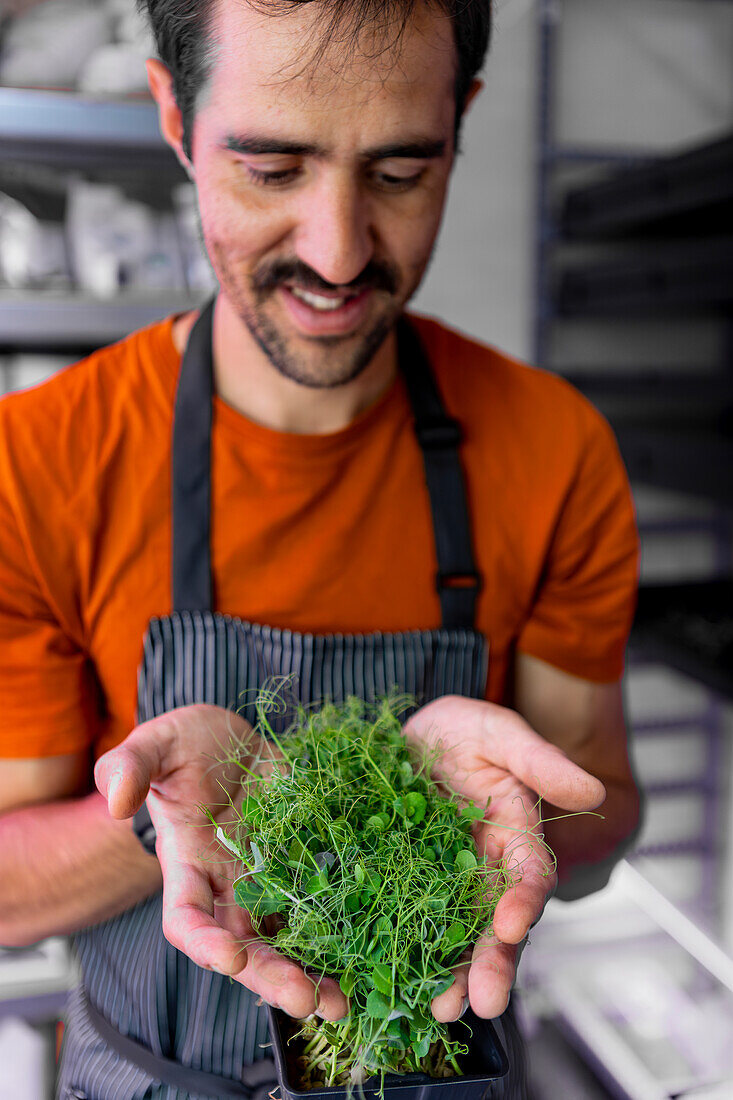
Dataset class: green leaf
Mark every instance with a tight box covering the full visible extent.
[422,846,437,863]
[398,761,414,787]
[365,990,391,1019]
[459,803,485,821]
[288,837,310,864]
[343,891,361,914]
[365,813,390,833]
[444,921,467,947]
[455,848,478,872]
[354,863,365,885]
[305,869,330,894]
[386,1018,404,1040]
[365,869,383,891]
[371,963,393,997]
[339,972,356,998]
[330,816,351,841]
[413,1034,430,1060]
[233,878,287,915]
[351,927,367,955]
[404,791,427,824]
[409,1009,433,1033]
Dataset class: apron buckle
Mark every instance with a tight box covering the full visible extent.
[437,570,482,592]
[414,415,462,449]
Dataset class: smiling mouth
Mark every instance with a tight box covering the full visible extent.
[279,284,374,336]
[287,286,364,312]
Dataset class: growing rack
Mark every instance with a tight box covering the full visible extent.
[532,1,733,1095]
[0,87,197,357]
[0,86,197,1041]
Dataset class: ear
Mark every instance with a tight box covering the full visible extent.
[462,79,484,114]
[146,58,195,178]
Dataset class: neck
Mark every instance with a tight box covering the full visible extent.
[172,295,398,435]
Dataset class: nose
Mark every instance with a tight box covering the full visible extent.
[294,172,375,289]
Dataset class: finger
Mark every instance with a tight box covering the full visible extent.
[305,970,350,1022]
[431,960,470,1023]
[467,935,522,1019]
[94,741,160,819]
[159,839,251,976]
[156,824,347,1020]
[219,908,347,1020]
[404,698,605,813]
[490,840,557,945]
[484,719,606,812]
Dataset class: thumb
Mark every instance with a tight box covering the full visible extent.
[94,736,162,820]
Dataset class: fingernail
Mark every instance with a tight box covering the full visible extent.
[460,995,470,1017]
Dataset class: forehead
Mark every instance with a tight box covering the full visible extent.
[204,0,457,135]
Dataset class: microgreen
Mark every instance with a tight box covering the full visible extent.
[209,693,522,1095]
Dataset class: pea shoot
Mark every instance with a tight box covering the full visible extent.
[211,693,522,1093]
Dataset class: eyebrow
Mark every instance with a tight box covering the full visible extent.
[224,135,447,160]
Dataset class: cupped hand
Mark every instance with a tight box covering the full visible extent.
[403,695,605,1021]
[94,704,348,1021]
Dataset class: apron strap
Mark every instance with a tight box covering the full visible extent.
[172,298,215,612]
[80,986,277,1099]
[396,317,481,630]
[171,300,480,628]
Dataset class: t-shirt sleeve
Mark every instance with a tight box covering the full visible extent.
[517,408,640,683]
[0,471,99,759]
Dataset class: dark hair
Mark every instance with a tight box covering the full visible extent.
[137,0,492,159]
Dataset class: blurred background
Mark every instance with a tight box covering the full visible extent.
[0,0,731,1097]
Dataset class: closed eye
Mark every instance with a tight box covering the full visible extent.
[241,164,427,192]
[372,170,426,192]
[245,165,301,187]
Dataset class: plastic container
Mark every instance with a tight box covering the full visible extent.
[267,1005,509,1100]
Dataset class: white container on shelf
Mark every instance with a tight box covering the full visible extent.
[0,0,112,89]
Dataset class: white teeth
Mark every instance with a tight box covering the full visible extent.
[290,287,349,311]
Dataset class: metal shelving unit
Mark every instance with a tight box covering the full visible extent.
[0,289,200,352]
[532,4,733,1095]
[0,87,188,173]
[0,88,197,357]
[535,2,733,503]
[0,87,192,1038]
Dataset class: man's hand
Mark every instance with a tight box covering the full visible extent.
[403,695,606,1021]
[94,705,348,1021]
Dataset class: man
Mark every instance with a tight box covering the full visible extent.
[0,0,641,1097]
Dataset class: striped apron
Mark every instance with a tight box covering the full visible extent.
[56,301,528,1100]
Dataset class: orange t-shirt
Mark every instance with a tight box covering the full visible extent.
[0,311,639,761]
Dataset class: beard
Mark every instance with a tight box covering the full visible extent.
[209,240,414,389]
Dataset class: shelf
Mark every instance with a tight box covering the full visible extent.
[556,237,733,316]
[0,87,186,175]
[543,144,661,167]
[0,290,202,351]
[631,581,733,699]
[0,938,77,1022]
[616,426,733,508]
[560,131,733,238]
[560,372,733,433]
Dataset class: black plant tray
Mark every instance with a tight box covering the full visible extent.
[267,1005,509,1100]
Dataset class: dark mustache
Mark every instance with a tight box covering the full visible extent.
[253,259,399,296]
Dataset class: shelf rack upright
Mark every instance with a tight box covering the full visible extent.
[532,0,733,934]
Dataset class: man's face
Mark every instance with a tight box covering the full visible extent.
[190,0,459,388]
